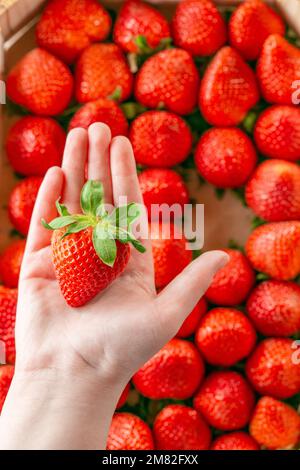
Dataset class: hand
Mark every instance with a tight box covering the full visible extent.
[0,123,228,449]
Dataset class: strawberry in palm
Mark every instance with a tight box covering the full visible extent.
[43,180,145,307]
[113,0,170,54]
[36,0,111,64]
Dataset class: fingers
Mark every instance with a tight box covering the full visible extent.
[110,136,153,278]
[156,250,229,335]
[87,123,113,204]
[25,166,64,254]
[61,128,88,213]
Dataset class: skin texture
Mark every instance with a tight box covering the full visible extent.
[0,123,228,449]
[176,297,207,338]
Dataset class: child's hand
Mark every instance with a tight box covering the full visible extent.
[0,123,228,449]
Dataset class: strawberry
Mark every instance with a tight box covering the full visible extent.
[211,431,259,451]
[257,34,300,105]
[0,365,14,413]
[43,180,145,307]
[199,46,259,126]
[150,221,192,288]
[130,111,192,168]
[68,99,128,136]
[246,338,300,399]
[205,249,255,305]
[134,48,200,115]
[113,0,170,54]
[195,308,256,367]
[107,412,154,450]
[0,287,17,365]
[249,396,300,450]
[254,105,300,162]
[36,0,111,64]
[75,43,133,103]
[246,280,300,337]
[116,383,130,410]
[176,297,207,338]
[194,371,255,431]
[171,0,227,57]
[246,221,300,281]
[195,128,257,188]
[229,0,285,61]
[8,176,43,236]
[0,239,26,288]
[153,404,211,450]
[133,338,205,400]
[245,160,300,222]
[138,168,189,218]
[6,48,73,116]
[6,116,66,176]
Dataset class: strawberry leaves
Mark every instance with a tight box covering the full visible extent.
[42,180,146,267]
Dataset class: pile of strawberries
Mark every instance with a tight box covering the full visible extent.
[1,0,300,451]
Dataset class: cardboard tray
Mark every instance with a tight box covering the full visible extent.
[0,0,299,252]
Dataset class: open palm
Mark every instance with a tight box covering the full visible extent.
[16,123,227,388]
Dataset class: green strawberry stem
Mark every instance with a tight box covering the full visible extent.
[42,180,146,267]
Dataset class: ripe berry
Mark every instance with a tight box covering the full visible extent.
[0,365,14,412]
[0,239,26,288]
[211,431,259,450]
[176,298,207,338]
[107,412,154,450]
[0,286,17,365]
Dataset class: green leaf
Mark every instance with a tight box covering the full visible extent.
[56,199,71,216]
[61,220,91,238]
[92,223,117,267]
[108,203,143,231]
[113,227,146,254]
[108,86,122,101]
[134,35,149,52]
[80,180,104,217]
[41,215,78,230]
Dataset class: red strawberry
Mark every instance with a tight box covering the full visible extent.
[0,239,26,288]
[75,43,133,103]
[246,221,300,281]
[69,99,128,136]
[205,249,255,305]
[195,308,256,367]
[6,48,73,116]
[195,128,257,188]
[172,0,227,57]
[245,160,300,222]
[199,46,259,126]
[133,338,205,400]
[254,105,300,162]
[135,48,200,115]
[250,396,300,450]
[0,287,17,365]
[8,176,43,236]
[257,34,300,105]
[211,432,259,450]
[176,297,207,338]
[229,0,285,61]
[130,111,192,168]
[6,116,66,176]
[153,404,211,450]
[116,383,130,410]
[107,412,154,450]
[194,371,255,431]
[246,280,300,337]
[113,0,170,54]
[36,0,111,64]
[150,221,192,288]
[138,168,189,218]
[43,181,145,307]
[246,338,300,399]
[0,365,14,413]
